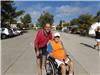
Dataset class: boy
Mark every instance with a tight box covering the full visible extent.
[34,23,52,75]
[47,32,74,75]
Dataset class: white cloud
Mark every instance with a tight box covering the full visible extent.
[26,10,41,22]
[30,11,41,17]
[43,6,52,11]
[57,5,80,14]
[98,3,100,8]
[55,5,92,18]
[15,2,25,6]
[24,4,42,17]
[24,5,53,22]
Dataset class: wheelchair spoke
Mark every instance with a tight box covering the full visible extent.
[46,57,70,75]
[46,60,55,75]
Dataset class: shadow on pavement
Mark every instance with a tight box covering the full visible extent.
[80,43,94,49]
[80,43,100,51]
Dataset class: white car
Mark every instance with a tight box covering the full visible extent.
[11,28,22,36]
[0,28,14,39]
[16,30,22,34]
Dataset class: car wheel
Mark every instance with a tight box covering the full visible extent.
[1,34,7,39]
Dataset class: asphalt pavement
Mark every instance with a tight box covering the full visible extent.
[1,30,100,75]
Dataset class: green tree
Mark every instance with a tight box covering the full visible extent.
[63,23,70,27]
[1,1,24,27]
[78,14,95,30]
[56,25,62,30]
[57,20,63,30]
[94,10,100,22]
[21,14,32,28]
[57,20,69,30]
[69,13,95,36]
[59,20,63,26]
[38,11,54,27]
[70,18,79,25]
[78,14,95,35]
[36,22,42,28]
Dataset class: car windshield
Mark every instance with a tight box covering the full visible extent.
[13,29,17,31]
[8,29,13,33]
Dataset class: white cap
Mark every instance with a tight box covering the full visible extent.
[53,32,60,37]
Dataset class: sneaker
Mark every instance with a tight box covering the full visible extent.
[42,67,46,75]
[94,45,96,49]
[97,46,100,51]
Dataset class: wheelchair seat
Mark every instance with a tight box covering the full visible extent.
[46,56,70,75]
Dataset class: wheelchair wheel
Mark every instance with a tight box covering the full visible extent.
[46,56,70,75]
[46,59,56,75]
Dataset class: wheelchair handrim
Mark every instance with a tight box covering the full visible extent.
[46,60,55,75]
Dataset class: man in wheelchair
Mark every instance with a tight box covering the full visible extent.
[47,32,74,75]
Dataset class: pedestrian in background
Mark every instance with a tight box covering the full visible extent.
[94,26,100,50]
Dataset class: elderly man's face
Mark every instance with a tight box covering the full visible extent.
[44,23,51,32]
[54,36,60,43]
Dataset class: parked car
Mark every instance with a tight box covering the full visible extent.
[70,28,80,34]
[11,28,22,36]
[11,28,18,36]
[62,27,69,33]
[0,28,14,39]
[16,29,23,35]
[20,28,27,33]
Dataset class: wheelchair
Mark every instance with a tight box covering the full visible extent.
[46,55,70,75]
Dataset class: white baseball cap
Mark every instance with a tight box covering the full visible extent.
[53,32,60,37]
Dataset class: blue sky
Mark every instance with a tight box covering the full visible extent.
[14,1,100,25]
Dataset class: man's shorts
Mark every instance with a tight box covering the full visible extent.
[55,58,70,67]
[35,45,48,58]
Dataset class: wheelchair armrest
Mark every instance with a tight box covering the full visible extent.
[47,55,55,62]
[66,54,69,57]
[66,54,71,61]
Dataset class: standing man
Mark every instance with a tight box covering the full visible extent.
[34,23,52,75]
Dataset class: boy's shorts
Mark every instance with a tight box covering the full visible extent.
[35,45,48,58]
[55,58,70,67]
